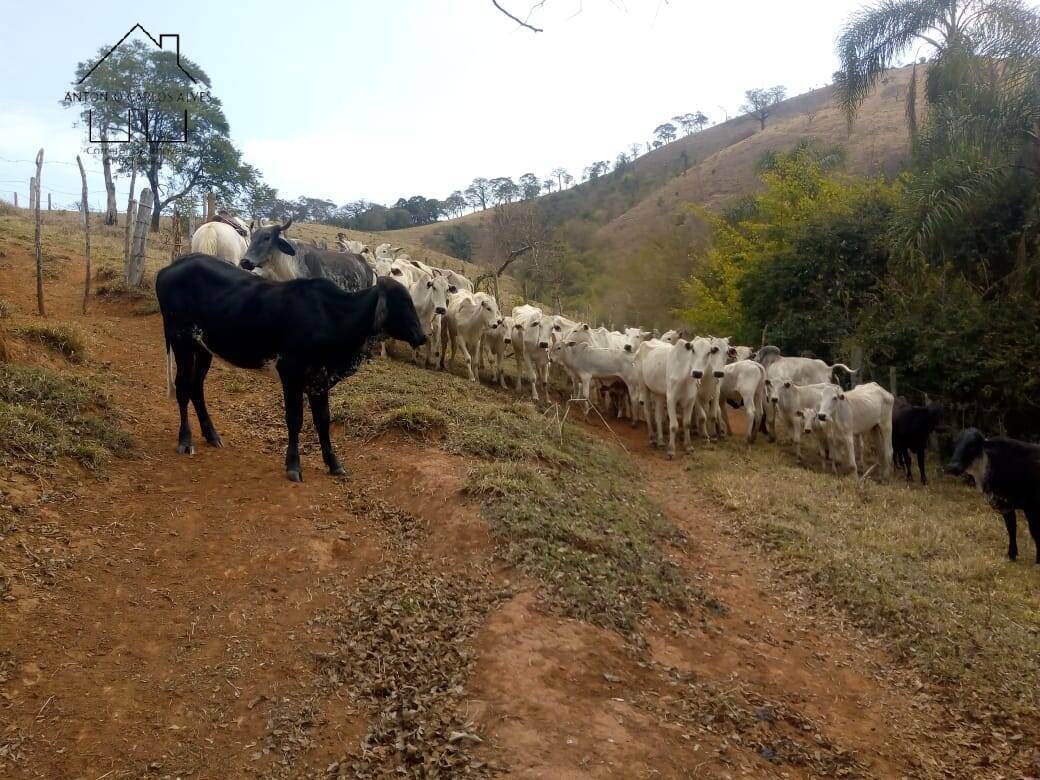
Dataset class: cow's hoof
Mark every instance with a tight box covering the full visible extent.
[205,433,223,448]
[176,443,195,455]
[287,469,303,483]
[329,465,347,477]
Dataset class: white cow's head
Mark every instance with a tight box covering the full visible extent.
[474,292,500,328]
[525,316,554,350]
[690,336,728,380]
[816,385,846,423]
[622,327,652,354]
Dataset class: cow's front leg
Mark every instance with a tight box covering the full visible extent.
[282,379,305,482]
[309,390,344,477]
[1003,510,1019,561]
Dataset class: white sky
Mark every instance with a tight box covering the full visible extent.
[0,0,883,211]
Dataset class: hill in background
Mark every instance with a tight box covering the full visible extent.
[376,66,915,325]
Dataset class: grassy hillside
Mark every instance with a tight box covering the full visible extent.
[377,67,916,321]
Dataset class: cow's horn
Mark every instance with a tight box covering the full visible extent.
[279,217,293,233]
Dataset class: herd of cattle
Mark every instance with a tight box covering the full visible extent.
[156,216,1040,565]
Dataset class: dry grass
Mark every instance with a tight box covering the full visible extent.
[15,322,88,363]
[686,438,1039,754]
[0,362,131,472]
[329,356,700,632]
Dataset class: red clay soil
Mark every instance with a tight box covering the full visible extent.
[0,251,952,778]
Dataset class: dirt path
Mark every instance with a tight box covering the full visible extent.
[1,252,946,778]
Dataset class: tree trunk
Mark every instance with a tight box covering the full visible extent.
[101,134,117,226]
[147,157,162,232]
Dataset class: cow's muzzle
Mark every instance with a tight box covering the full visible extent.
[624,344,632,352]
[713,371,725,379]
[435,306,446,315]
[239,258,257,271]
[816,413,828,422]
[692,370,704,379]
[538,341,549,349]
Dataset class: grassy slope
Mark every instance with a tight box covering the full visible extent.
[379,67,913,274]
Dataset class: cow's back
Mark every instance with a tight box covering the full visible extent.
[302,249,376,292]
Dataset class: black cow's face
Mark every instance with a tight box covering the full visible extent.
[378,277,427,348]
[945,427,985,475]
[241,219,295,270]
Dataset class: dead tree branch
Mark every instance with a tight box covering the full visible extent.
[491,0,544,31]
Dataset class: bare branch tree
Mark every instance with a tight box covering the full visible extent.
[491,0,544,32]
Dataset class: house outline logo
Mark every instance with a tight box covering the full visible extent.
[78,23,197,84]
[76,24,202,145]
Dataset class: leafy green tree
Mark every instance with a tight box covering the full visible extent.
[444,190,467,218]
[490,177,520,204]
[519,173,541,199]
[69,39,247,230]
[465,177,492,210]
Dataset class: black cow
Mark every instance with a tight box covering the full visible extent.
[240,219,376,291]
[892,399,944,484]
[155,254,425,482]
[945,428,1040,563]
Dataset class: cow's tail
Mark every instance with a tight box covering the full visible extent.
[165,340,176,400]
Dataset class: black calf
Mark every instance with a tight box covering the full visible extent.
[892,399,944,484]
[156,254,425,482]
[946,428,1040,564]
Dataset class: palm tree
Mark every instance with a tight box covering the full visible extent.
[835,0,1039,126]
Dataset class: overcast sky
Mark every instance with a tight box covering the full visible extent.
[1,0,886,211]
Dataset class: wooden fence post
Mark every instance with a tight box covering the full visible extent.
[47,192,52,211]
[29,178,36,210]
[77,156,92,314]
[13,193,17,208]
[169,208,182,263]
[889,366,898,398]
[206,191,216,221]
[127,188,153,288]
[33,149,45,316]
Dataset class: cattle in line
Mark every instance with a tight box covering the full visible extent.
[511,304,554,400]
[407,273,452,368]
[892,399,944,484]
[797,406,837,472]
[190,213,250,265]
[480,314,514,388]
[155,254,425,482]
[816,382,894,479]
[726,345,755,363]
[688,336,729,442]
[760,351,857,440]
[945,428,1040,563]
[769,380,836,461]
[443,291,500,381]
[716,359,766,443]
[240,220,376,292]
[548,339,639,415]
[633,339,700,457]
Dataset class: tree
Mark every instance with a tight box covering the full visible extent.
[834,0,1039,125]
[69,39,247,231]
[692,111,710,132]
[490,177,520,205]
[562,171,574,189]
[519,172,541,200]
[583,161,609,181]
[444,190,467,218]
[241,176,278,222]
[653,122,677,145]
[672,113,697,135]
[542,178,555,194]
[66,48,120,224]
[551,167,568,191]
[629,143,642,160]
[741,86,787,130]
[465,177,492,210]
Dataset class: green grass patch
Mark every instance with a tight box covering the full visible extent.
[330,358,692,632]
[0,362,131,472]
[16,322,88,363]
[685,440,1040,750]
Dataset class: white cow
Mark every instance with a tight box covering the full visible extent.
[620,327,652,355]
[797,406,837,472]
[481,314,514,388]
[716,359,766,443]
[444,292,500,381]
[726,345,756,363]
[769,380,836,461]
[816,382,894,479]
[511,304,554,400]
[190,218,249,265]
[763,355,857,441]
[689,336,729,442]
[408,275,451,368]
[336,235,366,254]
[548,340,638,412]
[633,339,700,457]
